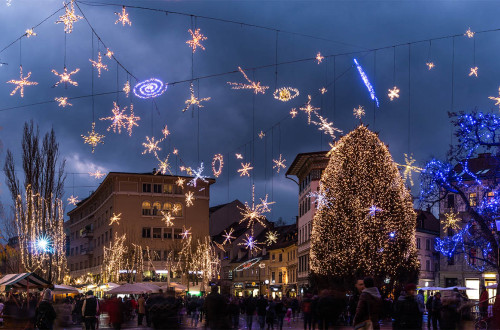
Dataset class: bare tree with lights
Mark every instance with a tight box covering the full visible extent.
[310,125,419,289]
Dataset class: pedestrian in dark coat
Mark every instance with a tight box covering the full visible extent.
[431,292,442,330]
[353,277,383,330]
[203,286,229,329]
[393,284,422,330]
[349,278,365,325]
[35,290,57,330]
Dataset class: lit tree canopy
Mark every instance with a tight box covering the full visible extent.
[310,125,419,286]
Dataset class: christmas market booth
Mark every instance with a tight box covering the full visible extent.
[0,272,50,292]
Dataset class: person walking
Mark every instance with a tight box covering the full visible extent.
[349,278,365,326]
[425,293,434,329]
[256,295,267,330]
[34,289,57,330]
[431,292,442,330]
[301,293,313,330]
[275,298,285,330]
[353,277,383,330]
[265,299,276,330]
[137,294,146,326]
[393,284,422,330]
[479,285,489,318]
[203,285,228,329]
[82,290,99,330]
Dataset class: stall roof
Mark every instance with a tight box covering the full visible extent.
[0,273,50,289]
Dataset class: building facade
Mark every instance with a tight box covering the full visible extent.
[415,210,440,288]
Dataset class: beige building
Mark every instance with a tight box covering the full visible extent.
[65,171,214,282]
[415,210,440,288]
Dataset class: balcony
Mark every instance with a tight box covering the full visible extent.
[81,230,93,238]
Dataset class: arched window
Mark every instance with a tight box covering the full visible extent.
[142,201,151,216]
[152,202,161,216]
[163,202,172,212]
[173,203,183,217]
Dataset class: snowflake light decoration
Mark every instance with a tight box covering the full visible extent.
[56,0,82,34]
[182,82,211,112]
[162,125,170,137]
[161,211,175,227]
[100,102,128,134]
[222,228,236,245]
[89,52,108,78]
[353,106,365,119]
[115,6,131,26]
[300,95,320,124]
[142,136,161,155]
[388,86,400,101]
[67,195,80,205]
[55,97,71,107]
[442,208,461,232]
[238,162,253,177]
[125,104,140,136]
[307,186,332,209]
[258,131,265,139]
[272,154,286,173]
[173,148,178,155]
[123,80,130,97]
[469,67,478,77]
[105,48,114,59]
[320,87,327,94]
[265,231,279,246]
[186,28,207,52]
[316,52,324,64]
[398,153,422,186]
[290,108,298,118]
[311,114,342,139]
[176,177,185,188]
[25,29,36,38]
[367,205,383,217]
[228,67,269,94]
[109,212,122,225]
[181,226,192,239]
[81,122,104,153]
[185,191,194,207]
[7,66,38,97]
[89,170,106,179]
[273,87,299,102]
[52,66,79,88]
[465,27,475,38]
[212,154,223,177]
[156,155,172,175]
[489,87,500,110]
[188,162,208,187]
[426,62,435,70]
[238,186,274,232]
[239,234,262,251]
[236,153,243,159]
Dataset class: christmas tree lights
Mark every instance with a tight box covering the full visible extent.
[353,58,379,107]
[186,28,207,52]
[7,66,38,97]
[228,67,269,94]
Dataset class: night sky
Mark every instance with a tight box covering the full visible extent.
[1,0,499,226]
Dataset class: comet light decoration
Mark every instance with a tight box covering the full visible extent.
[67,195,80,205]
[105,48,114,59]
[258,131,265,139]
[109,212,122,225]
[272,154,286,173]
[234,257,262,271]
[25,29,36,38]
[388,86,400,101]
[290,108,298,118]
[133,78,167,99]
[426,62,435,70]
[176,177,185,188]
[353,58,379,107]
[300,95,320,124]
[182,82,211,112]
[125,104,140,136]
[186,28,207,52]
[142,136,161,155]
[222,228,236,245]
[156,154,172,175]
[367,205,383,217]
[188,162,208,187]
[214,241,225,252]
[161,211,175,227]
[100,102,128,134]
[123,80,130,97]
[52,66,80,87]
[311,114,342,139]
[89,52,108,78]
[397,153,422,186]
[465,27,475,38]
[238,185,274,234]
[181,226,192,239]
[235,153,243,159]
[442,208,461,232]
[353,106,365,119]
[115,6,131,26]
[185,191,194,207]
[55,97,71,107]
[273,87,299,102]
[7,66,38,97]
[56,0,82,34]
[488,87,500,110]
[228,67,269,94]
[469,67,478,77]
[81,122,104,153]
[265,231,279,246]
[239,234,262,252]
[316,52,324,64]
[238,162,253,177]
[320,87,327,94]
[89,170,106,179]
[212,154,223,177]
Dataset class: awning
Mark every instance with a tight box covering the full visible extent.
[53,284,79,293]
[0,273,50,290]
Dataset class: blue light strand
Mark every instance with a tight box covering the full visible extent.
[353,58,379,107]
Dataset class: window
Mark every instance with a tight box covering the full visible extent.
[487,191,495,203]
[163,184,173,194]
[163,250,168,261]
[71,248,74,256]
[97,237,100,246]
[272,272,275,283]
[173,228,182,239]
[425,260,430,271]
[163,202,172,212]
[469,193,477,207]
[142,201,152,216]
[153,228,162,239]
[173,203,183,217]
[272,254,275,261]
[153,184,162,194]
[105,232,108,242]
[142,227,151,238]
[465,279,480,300]
[154,250,162,261]
[447,194,455,209]
[142,183,151,193]
[279,254,282,262]
[416,238,421,249]
[164,229,172,239]
[152,202,161,216]
[447,256,455,265]
[279,272,283,283]
[426,239,431,251]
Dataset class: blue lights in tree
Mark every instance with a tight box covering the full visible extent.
[353,58,379,107]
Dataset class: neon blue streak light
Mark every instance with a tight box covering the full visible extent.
[353,58,379,107]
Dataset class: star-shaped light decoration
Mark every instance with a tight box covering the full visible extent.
[173,148,179,155]
[239,234,262,251]
[185,191,195,207]
[272,154,286,173]
[56,0,82,34]
[55,97,72,107]
[156,155,172,175]
[306,185,332,210]
[228,67,269,94]
[186,28,207,52]
[489,87,500,109]
[238,162,253,177]
[367,205,383,217]
[311,114,342,139]
[398,153,423,186]
[67,195,80,205]
[162,125,170,137]
[81,122,104,153]
[115,6,131,26]
[89,52,108,78]
[109,212,122,225]
[182,82,211,112]
[142,136,161,155]
[181,226,192,239]
[188,162,208,187]
[235,153,243,159]
[426,62,435,70]
[320,87,327,94]
[89,170,106,179]
[222,228,236,245]
[442,208,461,232]
[105,48,114,59]
[388,86,400,101]
[52,66,79,87]
[469,67,478,77]
[353,106,365,119]
[100,102,128,134]
[465,27,475,38]
[265,230,279,246]
[316,52,324,64]
[161,211,175,227]
[125,104,140,136]
[25,28,36,38]
[172,204,181,215]
[299,95,320,124]
[290,108,298,118]
[238,185,274,232]
[123,80,131,97]
[176,177,185,188]
[258,131,265,139]
[7,66,38,97]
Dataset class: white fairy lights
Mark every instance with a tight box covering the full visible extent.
[89,52,108,78]
[238,162,253,177]
[388,86,400,101]
[56,0,82,34]
[186,28,207,52]
[182,82,211,112]
[273,87,299,102]
[272,154,286,173]
[353,106,365,120]
[109,212,122,225]
[89,170,106,179]
[397,153,422,187]
[488,87,500,110]
[55,97,71,107]
[7,66,38,97]
[465,27,475,38]
[212,154,223,178]
[100,102,128,134]
[228,67,269,94]
[142,136,161,155]
[115,6,131,26]
[185,191,194,207]
[300,95,320,124]
[469,67,478,77]
[81,122,105,153]
[316,52,324,64]
[52,66,79,87]
[67,195,80,205]
[188,163,208,187]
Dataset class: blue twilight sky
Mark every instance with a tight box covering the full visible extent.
[0,0,499,226]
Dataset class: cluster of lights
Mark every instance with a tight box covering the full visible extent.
[81,122,105,153]
[306,185,332,210]
[181,226,192,239]
[186,28,207,52]
[426,62,435,70]
[353,58,379,107]
[311,114,342,139]
[316,52,324,64]
[272,154,286,173]
[353,106,365,120]
[52,66,79,87]
[273,87,299,102]
[299,95,320,124]
[228,67,269,94]
[397,153,422,187]
[182,82,211,112]
[367,205,383,217]
[7,66,38,97]
[142,136,161,155]
[115,6,131,26]
[265,231,279,246]
[55,97,71,107]
[123,80,131,97]
[100,102,140,136]
[290,108,298,118]
[488,87,500,110]
[442,208,461,232]
[238,162,253,177]
[238,185,274,234]
[258,131,265,139]
[102,233,127,282]
[161,211,175,227]
[156,154,172,175]
[387,86,400,101]
[320,87,327,94]
[211,154,223,177]
[89,170,106,179]
[469,67,478,77]
[105,48,114,59]
[222,228,236,245]
[89,52,108,77]
[25,28,36,38]
[465,27,475,38]
[133,78,167,99]
[185,191,194,207]
[188,162,208,187]
[109,212,122,225]
[176,177,186,188]
[239,234,262,252]
[235,153,243,159]
[67,195,80,205]
[56,0,82,34]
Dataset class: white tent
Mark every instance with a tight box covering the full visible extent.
[160,282,187,292]
[107,283,150,295]
[418,286,443,291]
[440,286,473,291]
[139,282,160,292]
[53,284,79,293]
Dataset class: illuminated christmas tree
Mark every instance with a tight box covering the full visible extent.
[310,125,419,287]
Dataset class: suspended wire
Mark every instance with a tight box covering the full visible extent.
[408,43,411,153]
